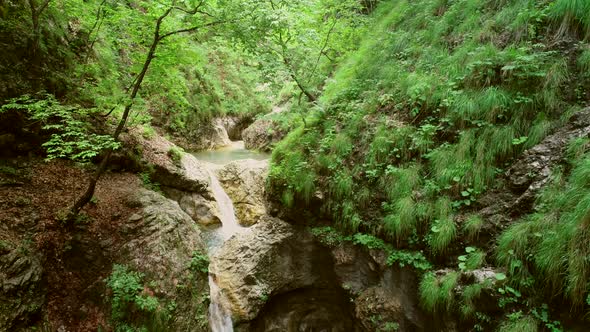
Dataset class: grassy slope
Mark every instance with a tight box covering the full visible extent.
[269,0,590,329]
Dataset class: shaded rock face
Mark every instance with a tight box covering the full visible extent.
[331,244,427,332]
[220,116,253,141]
[120,189,210,331]
[170,118,232,151]
[211,217,359,330]
[152,153,212,195]
[0,244,44,331]
[245,287,357,332]
[216,159,269,226]
[457,108,590,244]
[242,118,286,152]
[122,129,223,227]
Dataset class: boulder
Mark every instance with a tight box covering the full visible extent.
[120,128,212,195]
[170,118,232,151]
[153,153,212,195]
[242,118,286,152]
[163,187,221,226]
[210,217,341,324]
[216,159,269,226]
[119,189,210,331]
[220,116,252,141]
[0,242,44,331]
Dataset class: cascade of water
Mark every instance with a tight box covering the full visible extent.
[206,169,244,332]
[208,273,233,332]
[208,171,245,240]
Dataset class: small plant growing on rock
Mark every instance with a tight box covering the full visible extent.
[189,251,209,274]
[167,146,184,164]
[105,264,162,330]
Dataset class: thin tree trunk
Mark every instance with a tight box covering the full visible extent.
[70,8,169,216]
[70,2,224,216]
[27,0,51,91]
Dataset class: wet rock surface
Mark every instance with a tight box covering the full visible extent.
[216,159,268,226]
[244,287,358,332]
[220,116,253,141]
[163,187,221,226]
[211,217,357,329]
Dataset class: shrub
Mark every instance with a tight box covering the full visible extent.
[105,264,160,328]
[189,251,209,274]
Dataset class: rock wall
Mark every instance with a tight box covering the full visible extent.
[0,242,44,331]
[216,159,269,226]
[119,189,210,331]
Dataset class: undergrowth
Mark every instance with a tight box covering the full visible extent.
[269,0,590,328]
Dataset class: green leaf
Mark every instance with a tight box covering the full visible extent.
[494,272,507,281]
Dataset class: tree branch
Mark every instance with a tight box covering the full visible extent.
[158,20,226,41]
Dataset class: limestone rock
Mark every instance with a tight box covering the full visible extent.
[210,217,327,323]
[171,118,232,151]
[331,243,426,332]
[507,108,590,210]
[163,187,221,226]
[242,118,286,152]
[119,189,210,331]
[216,159,268,226]
[0,243,44,331]
[220,116,252,141]
[153,153,212,195]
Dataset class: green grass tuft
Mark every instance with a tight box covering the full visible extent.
[419,271,460,312]
[497,315,539,332]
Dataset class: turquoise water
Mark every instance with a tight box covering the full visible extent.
[192,141,269,165]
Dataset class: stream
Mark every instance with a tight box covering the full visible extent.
[193,141,269,332]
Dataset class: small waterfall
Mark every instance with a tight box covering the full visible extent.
[206,170,245,332]
[209,274,233,332]
[208,171,246,240]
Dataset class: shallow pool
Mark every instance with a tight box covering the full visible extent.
[191,141,269,165]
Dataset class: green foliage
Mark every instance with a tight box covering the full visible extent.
[463,215,484,241]
[167,146,184,164]
[460,281,488,318]
[189,251,209,274]
[549,0,590,39]
[419,271,459,312]
[458,246,485,271]
[139,169,161,193]
[428,216,457,254]
[310,226,351,247]
[352,233,387,250]
[497,315,538,332]
[386,250,432,271]
[105,265,162,330]
[1,94,119,162]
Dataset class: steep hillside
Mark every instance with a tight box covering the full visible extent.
[269,0,590,329]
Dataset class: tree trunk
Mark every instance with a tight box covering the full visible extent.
[27,0,50,91]
[70,10,165,216]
